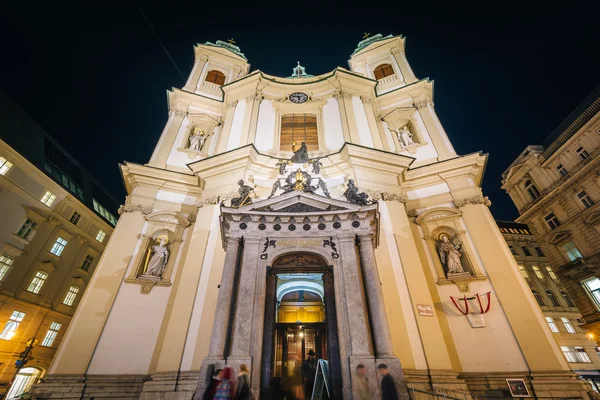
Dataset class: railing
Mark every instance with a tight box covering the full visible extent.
[202,81,221,91]
[406,384,475,400]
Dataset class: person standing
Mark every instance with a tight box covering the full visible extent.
[203,369,223,400]
[354,364,370,400]
[214,367,234,399]
[302,350,317,398]
[377,364,399,400]
[235,364,252,400]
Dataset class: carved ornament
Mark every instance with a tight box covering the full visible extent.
[333,90,352,100]
[453,196,492,208]
[118,204,153,215]
[227,100,238,109]
[140,282,156,295]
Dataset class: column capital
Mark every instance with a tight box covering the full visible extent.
[359,234,375,244]
[243,236,262,245]
[224,236,242,246]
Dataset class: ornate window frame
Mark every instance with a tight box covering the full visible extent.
[271,98,326,157]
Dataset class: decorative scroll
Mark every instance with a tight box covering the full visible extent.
[323,236,339,259]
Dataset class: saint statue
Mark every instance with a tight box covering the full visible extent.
[290,142,310,164]
[142,236,170,279]
[396,126,415,147]
[188,129,208,152]
[230,179,255,208]
[343,179,369,206]
[437,234,465,275]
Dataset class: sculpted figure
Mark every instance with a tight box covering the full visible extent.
[290,142,310,164]
[276,159,288,175]
[188,129,208,151]
[310,158,323,174]
[437,234,465,275]
[230,180,255,208]
[143,236,169,278]
[396,126,415,147]
[343,179,369,206]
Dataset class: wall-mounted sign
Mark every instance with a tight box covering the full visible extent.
[417,304,433,317]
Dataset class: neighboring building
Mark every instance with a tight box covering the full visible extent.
[33,35,591,399]
[498,220,600,389]
[501,87,600,342]
[0,90,118,397]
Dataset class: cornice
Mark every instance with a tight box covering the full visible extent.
[120,162,201,195]
[404,153,487,187]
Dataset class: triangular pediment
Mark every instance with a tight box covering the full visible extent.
[585,212,600,226]
[549,231,571,245]
[235,191,361,214]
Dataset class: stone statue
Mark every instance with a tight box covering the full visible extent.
[276,159,288,175]
[437,234,465,275]
[230,179,255,208]
[396,126,415,147]
[269,179,282,198]
[318,178,331,197]
[188,129,208,151]
[290,142,310,164]
[310,158,323,174]
[142,236,169,278]
[343,179,369,206]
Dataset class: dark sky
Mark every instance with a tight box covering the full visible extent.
[1,4,598,220]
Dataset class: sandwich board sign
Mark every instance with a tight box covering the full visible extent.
[311,359,330,400]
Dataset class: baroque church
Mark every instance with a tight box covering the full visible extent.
[32,34,592,399]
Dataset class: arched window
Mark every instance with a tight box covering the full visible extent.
[373,64,395,80]
[280,114,318,151]
[6,367,43,399]
[205,70,226,86]
[532,289,545,306]
[561,290,575,307]
[524,180,540,201]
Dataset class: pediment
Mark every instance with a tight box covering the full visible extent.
[236,191,360,214]
[549,231,571,245]
[415,207,462,225]
[585,212,600,227]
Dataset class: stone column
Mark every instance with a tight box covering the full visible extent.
[241,93,263,146]
[391,48,417,84]
[358,234,394,358]
[147,109,187,168]
[323,272,343,399]
[183,55,209,92]
[216,101,239,154]
[414,99,456,161]
[360,97,385,150]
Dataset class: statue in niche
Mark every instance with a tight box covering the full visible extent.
[230,180,255,208]
[290,142,310,164]
[437,234,465,275]
[396,125,416,148]
[310,157,323,174]
[141,236,170,279]
[276,159,288,175]
[343,179,369,206]
[188,128,208,152]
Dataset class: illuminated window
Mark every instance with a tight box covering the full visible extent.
[205,70,226,86]
[16,219,37,240]
[546,317,559,333]
[518,265,529,278]
[96,230,106,243]
[70,212,81,225]
[81,255,94,272]
[27,271,48,294]
[576,146,589,161]
[0,157,12,175]
[280,114,318,151]
[50,237,67,256]
[62,286,79,306]
[93,199,117,226]
[546,266,558,280]
[0,311,25,340]
[546,290,560,307]
[575,347,592,362]
[41,322,61,347]
[41,191,56,207]
[373,64,395,80]
[582,277,600,309]
[562,241,582,261]
[577,191,594,209]
[0,254,15,281]
[525,180,540,201]
[532,289,545,306]
[561,346,578,362]
[532,265,544,279]
[556,164,568,176]
[544,213,560,230]
[561,318,576,334]
[561,291,575,307]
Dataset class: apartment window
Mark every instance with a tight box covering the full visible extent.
[561,290,575,307]
[518,265,529,278]
[49,237,67,256]
[532,265,544,279]
[546,317,559,333]
[577,191,594,209]
[576,146,590,161]
[532,289,545,306]
[373,64,395,80]
[525,180,540,201]
[96,230,106,243]
[27,271,48,294]
[81,255,94,272]
[0,311,25,340]
[562,241,583,261]
[546,266,558,280]
[561,318,576,334]
[583,277,600,309]
[0,157,12,175]
[0,254,15,281]
[509,245,517,256]
[70,212,81,225]
[41,191,56,207]
[535,246,545,257]
[561,346,578,363]
[62,286,79,306]
[44,137,84,199]
[16,219,37,240]
[544,213,560,230]
[521,246,531,256]
[556,164,568,177]
[280,114,318,151]
[204,70,226,86]
[41,322,62,347]
[93,199,118,226]
[546,290,561,307]
[576,347,592,362]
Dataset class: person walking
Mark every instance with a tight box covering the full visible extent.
[235,364,252,400]
[354,364,370,400]
[377,364,399,400]
[214,367,234,399]
[302,350,317,398]
[203,369,223,400]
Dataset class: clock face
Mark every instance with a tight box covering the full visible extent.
[289,92,309,104]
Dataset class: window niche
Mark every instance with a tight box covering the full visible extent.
[415,207,486,287]
[177,114,221,159]
[271,99,326,157]
[381,108,426,155]
[125,212,191,294]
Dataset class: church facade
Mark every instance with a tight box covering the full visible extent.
[33,35,592,399]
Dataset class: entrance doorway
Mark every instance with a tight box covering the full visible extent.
[261,253,341,399]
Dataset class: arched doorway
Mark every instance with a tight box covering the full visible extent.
[6,367,44,399]
[261,252,342,399]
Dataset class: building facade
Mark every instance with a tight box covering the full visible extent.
[498,220,600,389]
[33,35,592,399]
[0,91,118,398]
[501,88,600,345]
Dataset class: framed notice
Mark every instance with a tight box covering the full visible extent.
[506,379,530,397]
[417,304,433,316]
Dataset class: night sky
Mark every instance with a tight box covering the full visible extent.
[1,5,598,220]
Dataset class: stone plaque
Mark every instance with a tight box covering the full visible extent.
[417,304,433,317]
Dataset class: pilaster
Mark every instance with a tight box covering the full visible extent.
[240,93,263,146]
[391,47,417,84]
[148,110,187,168]
[215,101,238,154]
[361,97,385,150]
[334,92,357,144]
[183,55,209,92]
[413,99,456,161]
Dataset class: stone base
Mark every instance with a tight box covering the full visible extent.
[404,369,471,399]
[139,371,200,400]
[31,374,149,399]
[349,355,379,399]
[193,358,227,399]
[376,356,410,400]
